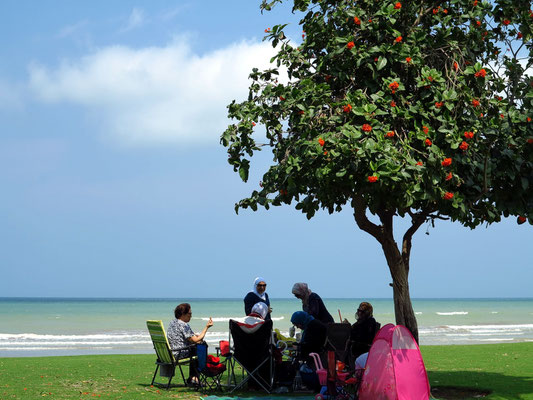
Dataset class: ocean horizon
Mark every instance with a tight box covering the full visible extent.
[1,297,532,357]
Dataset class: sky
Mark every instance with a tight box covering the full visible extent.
[1,1,532,299]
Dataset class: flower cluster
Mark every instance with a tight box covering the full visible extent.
[443,192,454,200]
[318,138,325,146]
[368,176,378,183]
[459,141,469,151]
[362,124,372,132]
[343,104,352,113]
[474,69,487,78]
[385,131,395,138]
[464,131,474,139]
[347,41,355,49]
[472,99,480,107]
[353,16,361,25]
[389,81,399,93]
[442,158,452,167]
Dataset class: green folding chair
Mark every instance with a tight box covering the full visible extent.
[146,320,195,389]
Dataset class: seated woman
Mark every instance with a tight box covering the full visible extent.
[292,282,334,324]
[244,277,272,320]
[350,302,379,360]
[290,311,327,362]
[167,303,213,385]
[239,302,269,334]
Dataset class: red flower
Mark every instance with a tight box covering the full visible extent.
[422,126,429,134]
[435,101,443,108]
[318,138,325,146]
[354,16,361,25]
[416,161,423,166]
[390,100,397,107]
[527,138,533,144]
[252,122,256,126]
[472,99,480,107]
[279,96,285,101]
[343,104,352,113]
[475,20,481,26]
[445,172,453,181]
[362,124,372,132]
[428,76,434,82]
[394,2,402,9]
[502,19,511,26]
[517,216,527,225]
[389,81,399,94]
[385,131,395,138]
[517,32,523,39]
[347,41,355,49]
[265,28,271,33]
[299,110,305,115]
[527,117,531,122]
[395,36,403,43]
[453,61,459,71]
[442,157,452,167]
[474,69,487,78]
[464,131,474,139]
[443,9,448,14]
[500,113,505,119]
[374,57,379,62]
[368,176,378,183]
[405,57,412,63]
[425,138,432,146]
[443,192,454,200]
[473,0,478,5]
[459,141,469,151]
[279,189,288,195]
[433,8,439,14]
[323,151,328,156]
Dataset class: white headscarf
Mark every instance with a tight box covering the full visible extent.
[251,302,268,319]
[252,277,267,301]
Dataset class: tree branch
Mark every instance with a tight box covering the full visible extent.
[402,209,429,269]
[352,195,384,242]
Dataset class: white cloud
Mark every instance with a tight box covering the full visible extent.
[28,37,279,146]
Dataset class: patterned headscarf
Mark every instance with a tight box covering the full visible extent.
[291,282,312,305]
[251,302,268,319]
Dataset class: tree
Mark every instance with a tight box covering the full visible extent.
[221,0,533,342]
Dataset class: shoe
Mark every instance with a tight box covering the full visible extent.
[187,376,199,386]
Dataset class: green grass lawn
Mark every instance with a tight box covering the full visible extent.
[0,342,532,399]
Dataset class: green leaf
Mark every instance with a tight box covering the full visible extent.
[376,56,387,71]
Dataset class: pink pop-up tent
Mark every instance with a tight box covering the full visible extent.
[358,323,430,400]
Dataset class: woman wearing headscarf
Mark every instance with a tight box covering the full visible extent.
[244,277,271,320]
[239,302,269,334]
[350,302,379,359]
[291,282,334,324]
[290,311,327,361]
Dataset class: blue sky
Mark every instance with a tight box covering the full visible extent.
[1,1,531,299]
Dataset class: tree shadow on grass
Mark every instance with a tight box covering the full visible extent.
[428,370,533,400]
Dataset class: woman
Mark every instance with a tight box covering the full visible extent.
[167,303,213,384]
[240,302,268,334]
[350,302,379,359]
[290,311,327,361]
[244,277,272,320]
[292,282,334,324]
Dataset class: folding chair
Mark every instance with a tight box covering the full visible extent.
[146,320,196,389]
[196,343,226,391]
[325,323,352,365]
[229,319,274,393]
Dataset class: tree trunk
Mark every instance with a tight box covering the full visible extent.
[381,236,419,343]
[351,196,424,343]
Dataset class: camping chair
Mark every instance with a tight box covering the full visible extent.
[325,323,352,365]
[229,319,274,393]
[146,320,196,389]
[196,343,226,391]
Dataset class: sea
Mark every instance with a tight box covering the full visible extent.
[1,297,532,358]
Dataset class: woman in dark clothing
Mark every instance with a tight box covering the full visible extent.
[350,302,379,359]
[292,282,334,324]
[243,277,272,320]
[290,311,327,361]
